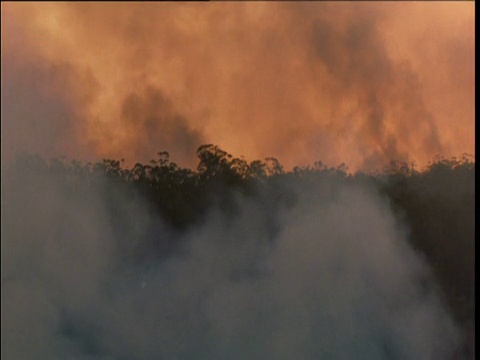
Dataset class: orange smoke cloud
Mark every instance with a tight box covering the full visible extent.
[1,2,474,171]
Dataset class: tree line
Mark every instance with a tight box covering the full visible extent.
[5,144,475,358]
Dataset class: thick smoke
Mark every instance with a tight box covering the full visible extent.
[308,7,442,169]
[0,2,473,358]
[120,86,203,166]
[1,2,474,170]
[1,160,462,359]
[0,54,97,163]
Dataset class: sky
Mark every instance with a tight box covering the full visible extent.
[1,2,475,171]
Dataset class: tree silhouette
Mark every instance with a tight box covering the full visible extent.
[5,145,474,357]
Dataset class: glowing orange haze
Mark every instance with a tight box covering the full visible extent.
[1,2,474,171]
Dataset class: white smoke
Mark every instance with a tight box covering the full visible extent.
[1,161,461,359]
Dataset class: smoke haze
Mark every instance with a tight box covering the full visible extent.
[1,3,474,359]
[1,2,474,170]
[1,160,462,359]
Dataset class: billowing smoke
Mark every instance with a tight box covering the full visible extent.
[1,2,474,170]
[1,2,473,358]
[1,157,463,359]
[120,85,203,166]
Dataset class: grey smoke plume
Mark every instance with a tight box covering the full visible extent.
[120,85,204,166]
[1,162,461,359]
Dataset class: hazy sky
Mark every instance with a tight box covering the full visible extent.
[1,2,474,171]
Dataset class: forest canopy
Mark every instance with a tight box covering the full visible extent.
[2,144,475,359]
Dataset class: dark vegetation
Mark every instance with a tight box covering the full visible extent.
[4,145,475,358]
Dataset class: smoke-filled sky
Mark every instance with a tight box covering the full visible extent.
[1,2,474,170]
